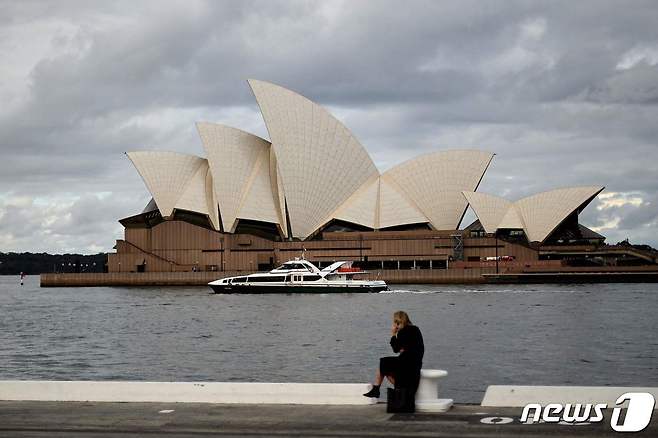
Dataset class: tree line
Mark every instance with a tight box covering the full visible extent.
[0,252,108,275]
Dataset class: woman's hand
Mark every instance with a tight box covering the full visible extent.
[391,322,399,336]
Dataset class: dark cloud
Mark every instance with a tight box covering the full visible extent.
[580,63,658,104]
[619,202,658,231]
[1,0,658,252]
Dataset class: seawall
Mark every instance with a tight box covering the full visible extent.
[40,268,492,287]
[40,266,658,287]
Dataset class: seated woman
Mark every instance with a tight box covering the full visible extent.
[364,310,424,398]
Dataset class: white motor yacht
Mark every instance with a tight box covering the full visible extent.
[208,259,387,294]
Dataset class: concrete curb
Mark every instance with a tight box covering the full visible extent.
[0,381,376,405]
[482,385,658,408]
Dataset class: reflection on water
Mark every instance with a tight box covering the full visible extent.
[1,276,657,402]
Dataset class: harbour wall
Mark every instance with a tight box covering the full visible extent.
[40,265,658,287]
[2,381,657,408]
[0,381,374,405]
[40,268,495,287]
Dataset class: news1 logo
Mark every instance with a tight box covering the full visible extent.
[520,392,655,432]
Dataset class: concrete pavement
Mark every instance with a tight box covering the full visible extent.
[1,401,655,437]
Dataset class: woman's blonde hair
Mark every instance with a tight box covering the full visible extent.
[393,310,412,328]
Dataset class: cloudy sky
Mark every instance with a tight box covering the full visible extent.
[1,0,657,254]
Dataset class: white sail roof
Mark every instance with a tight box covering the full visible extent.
[498,204,524,230]
[126,151,206,218]
[378,175,429,229]
[464,186,604,242]
[462,192,515,234]
[126,81,504,239]
[268,148,288,237]
[236,146,282,226]
[249,79,380,239]
[515,186,604,242]
[196,122,279,232]
[385,150,494,230]
[126,151,219,228]
[332,175,380,229]
[175,160,220,229]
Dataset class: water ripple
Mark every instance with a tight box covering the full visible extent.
[1,276,657,403]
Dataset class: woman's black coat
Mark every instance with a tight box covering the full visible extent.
[389,324,424,387]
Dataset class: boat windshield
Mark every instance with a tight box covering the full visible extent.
[275,262,314,272]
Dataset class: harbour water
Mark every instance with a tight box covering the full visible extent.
[1,276,657,403]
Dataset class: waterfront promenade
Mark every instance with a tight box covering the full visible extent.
[2,401,653,437]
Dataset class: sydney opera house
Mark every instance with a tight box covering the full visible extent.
[105,80,657,283]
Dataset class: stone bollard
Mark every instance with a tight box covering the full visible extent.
[415,369,453,412]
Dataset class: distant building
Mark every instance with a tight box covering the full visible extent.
[109,80,655,277]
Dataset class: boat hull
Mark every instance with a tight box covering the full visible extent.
[209,283,388,294]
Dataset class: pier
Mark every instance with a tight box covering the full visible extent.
[40,265,658,287]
